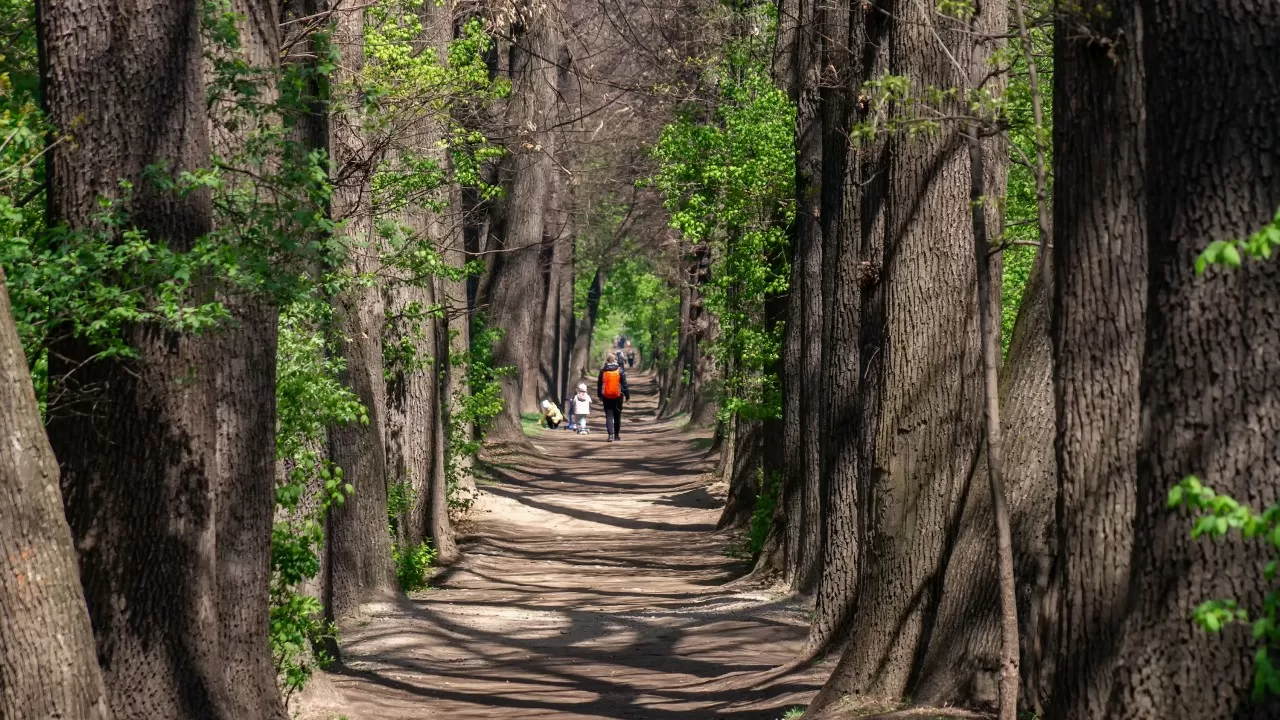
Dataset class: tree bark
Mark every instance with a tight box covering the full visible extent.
[1046,3,1146,717]
[911,253,1055,714]
[486,0,559,442]
[806,0,862,646]
[569,266,606,388]
[327,3,398,619]
[718,416,763,530]
[37,0,234,712]
[208,0,288,715]
[807,0,995,706]
[0,269,111,720]
[1108,1,1280,715]
[966,128,1017,720]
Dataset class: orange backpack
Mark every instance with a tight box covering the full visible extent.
[601,369,622,399]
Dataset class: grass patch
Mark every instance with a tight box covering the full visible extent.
[521,411,543,436]
[781,706,806,719]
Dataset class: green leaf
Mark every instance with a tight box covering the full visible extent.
[1222,243,1243,268]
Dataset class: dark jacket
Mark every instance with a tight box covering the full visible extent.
[596,362,630,402]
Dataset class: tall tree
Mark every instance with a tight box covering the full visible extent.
[36,0,237,712]
[485,0,560,441]
[327,2,398,619]
[912,255,1056,713]
[1108,0,1280,715]
[207,0,289,714]
[806,0,1000,706]
[1046,2,1146,717]
[0,269,110,720]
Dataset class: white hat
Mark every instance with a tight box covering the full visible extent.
[577,383,587,392]
[540,399,551,409]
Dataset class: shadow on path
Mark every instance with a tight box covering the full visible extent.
[324,372,823,719]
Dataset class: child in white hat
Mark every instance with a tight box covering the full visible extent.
[571,383,592,434]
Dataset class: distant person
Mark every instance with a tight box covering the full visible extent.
[626,345,636,368]
[539,399,564,429]
[570,383,592,434]
[597,353,630,442]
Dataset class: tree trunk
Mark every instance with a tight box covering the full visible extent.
[967,128,1017,720]
[327,3,398,619]
[429,283,459,562]
[37,0,234,713]
[1108,2,1280,715]
[808,0,880,650]
[569,266,606,389]
[208,0,288,715]
[718,416,763,530]
[1046,3,1146,717]
[486,3,557,443]
[911,253,1056,714]
[807,0,995,706]
[0,269,111,720]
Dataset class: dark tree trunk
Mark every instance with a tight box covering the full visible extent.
[384,278,437,548]
[0,270,110,720]
[37,0,234,713]
[1109,2,1280,716]
[208,0,288,715]
[779,0,826,601]
[911,253,1055,714]
[807,0,996,707]
[718,416,763,530]
[1046,3,1146,717]
[810,0,880,649]
[487,3,558,442]
[428,282,459,562]
[569,265,606,387]
[327,4,398,619]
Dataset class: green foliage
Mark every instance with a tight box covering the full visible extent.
[271,298,363,697]
[651,13,794,422]
[747,470,780,557]
[393,540,438,592]
[1001,17,1054,352]
[597,257,680,372]
[1196,207,1280,275]
[1169,475,1280,700]
[445,316,511,511]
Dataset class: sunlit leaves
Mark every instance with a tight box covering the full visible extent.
[1171,474,1280,700]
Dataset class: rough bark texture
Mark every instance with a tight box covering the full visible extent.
[208,0,288,715]
[385,280,437,549]
[912,255,1055,713]
[37,0,234,713]
[1108,1,1280,716]
[807,0,862,647]
[778,0,826,600]
[718,416,763,530]
[808,0,994,706]
[569,266,606,387]
[1046,3,1146,717]
[428,286,459,562]
[0,271,111,720]
[486,1,558,441]
[327,4,398,620]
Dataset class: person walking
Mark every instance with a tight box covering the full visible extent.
[597,353,630,442]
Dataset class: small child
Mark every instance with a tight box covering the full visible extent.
[540,399,564,429]
[571,383,592,434]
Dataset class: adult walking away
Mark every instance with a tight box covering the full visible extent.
[597,353,630,441]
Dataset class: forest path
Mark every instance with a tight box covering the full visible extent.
[320,372,822,719]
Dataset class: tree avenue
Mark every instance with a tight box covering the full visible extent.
[0,0,1277,716]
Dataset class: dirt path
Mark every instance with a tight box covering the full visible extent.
[314,373,821,719]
